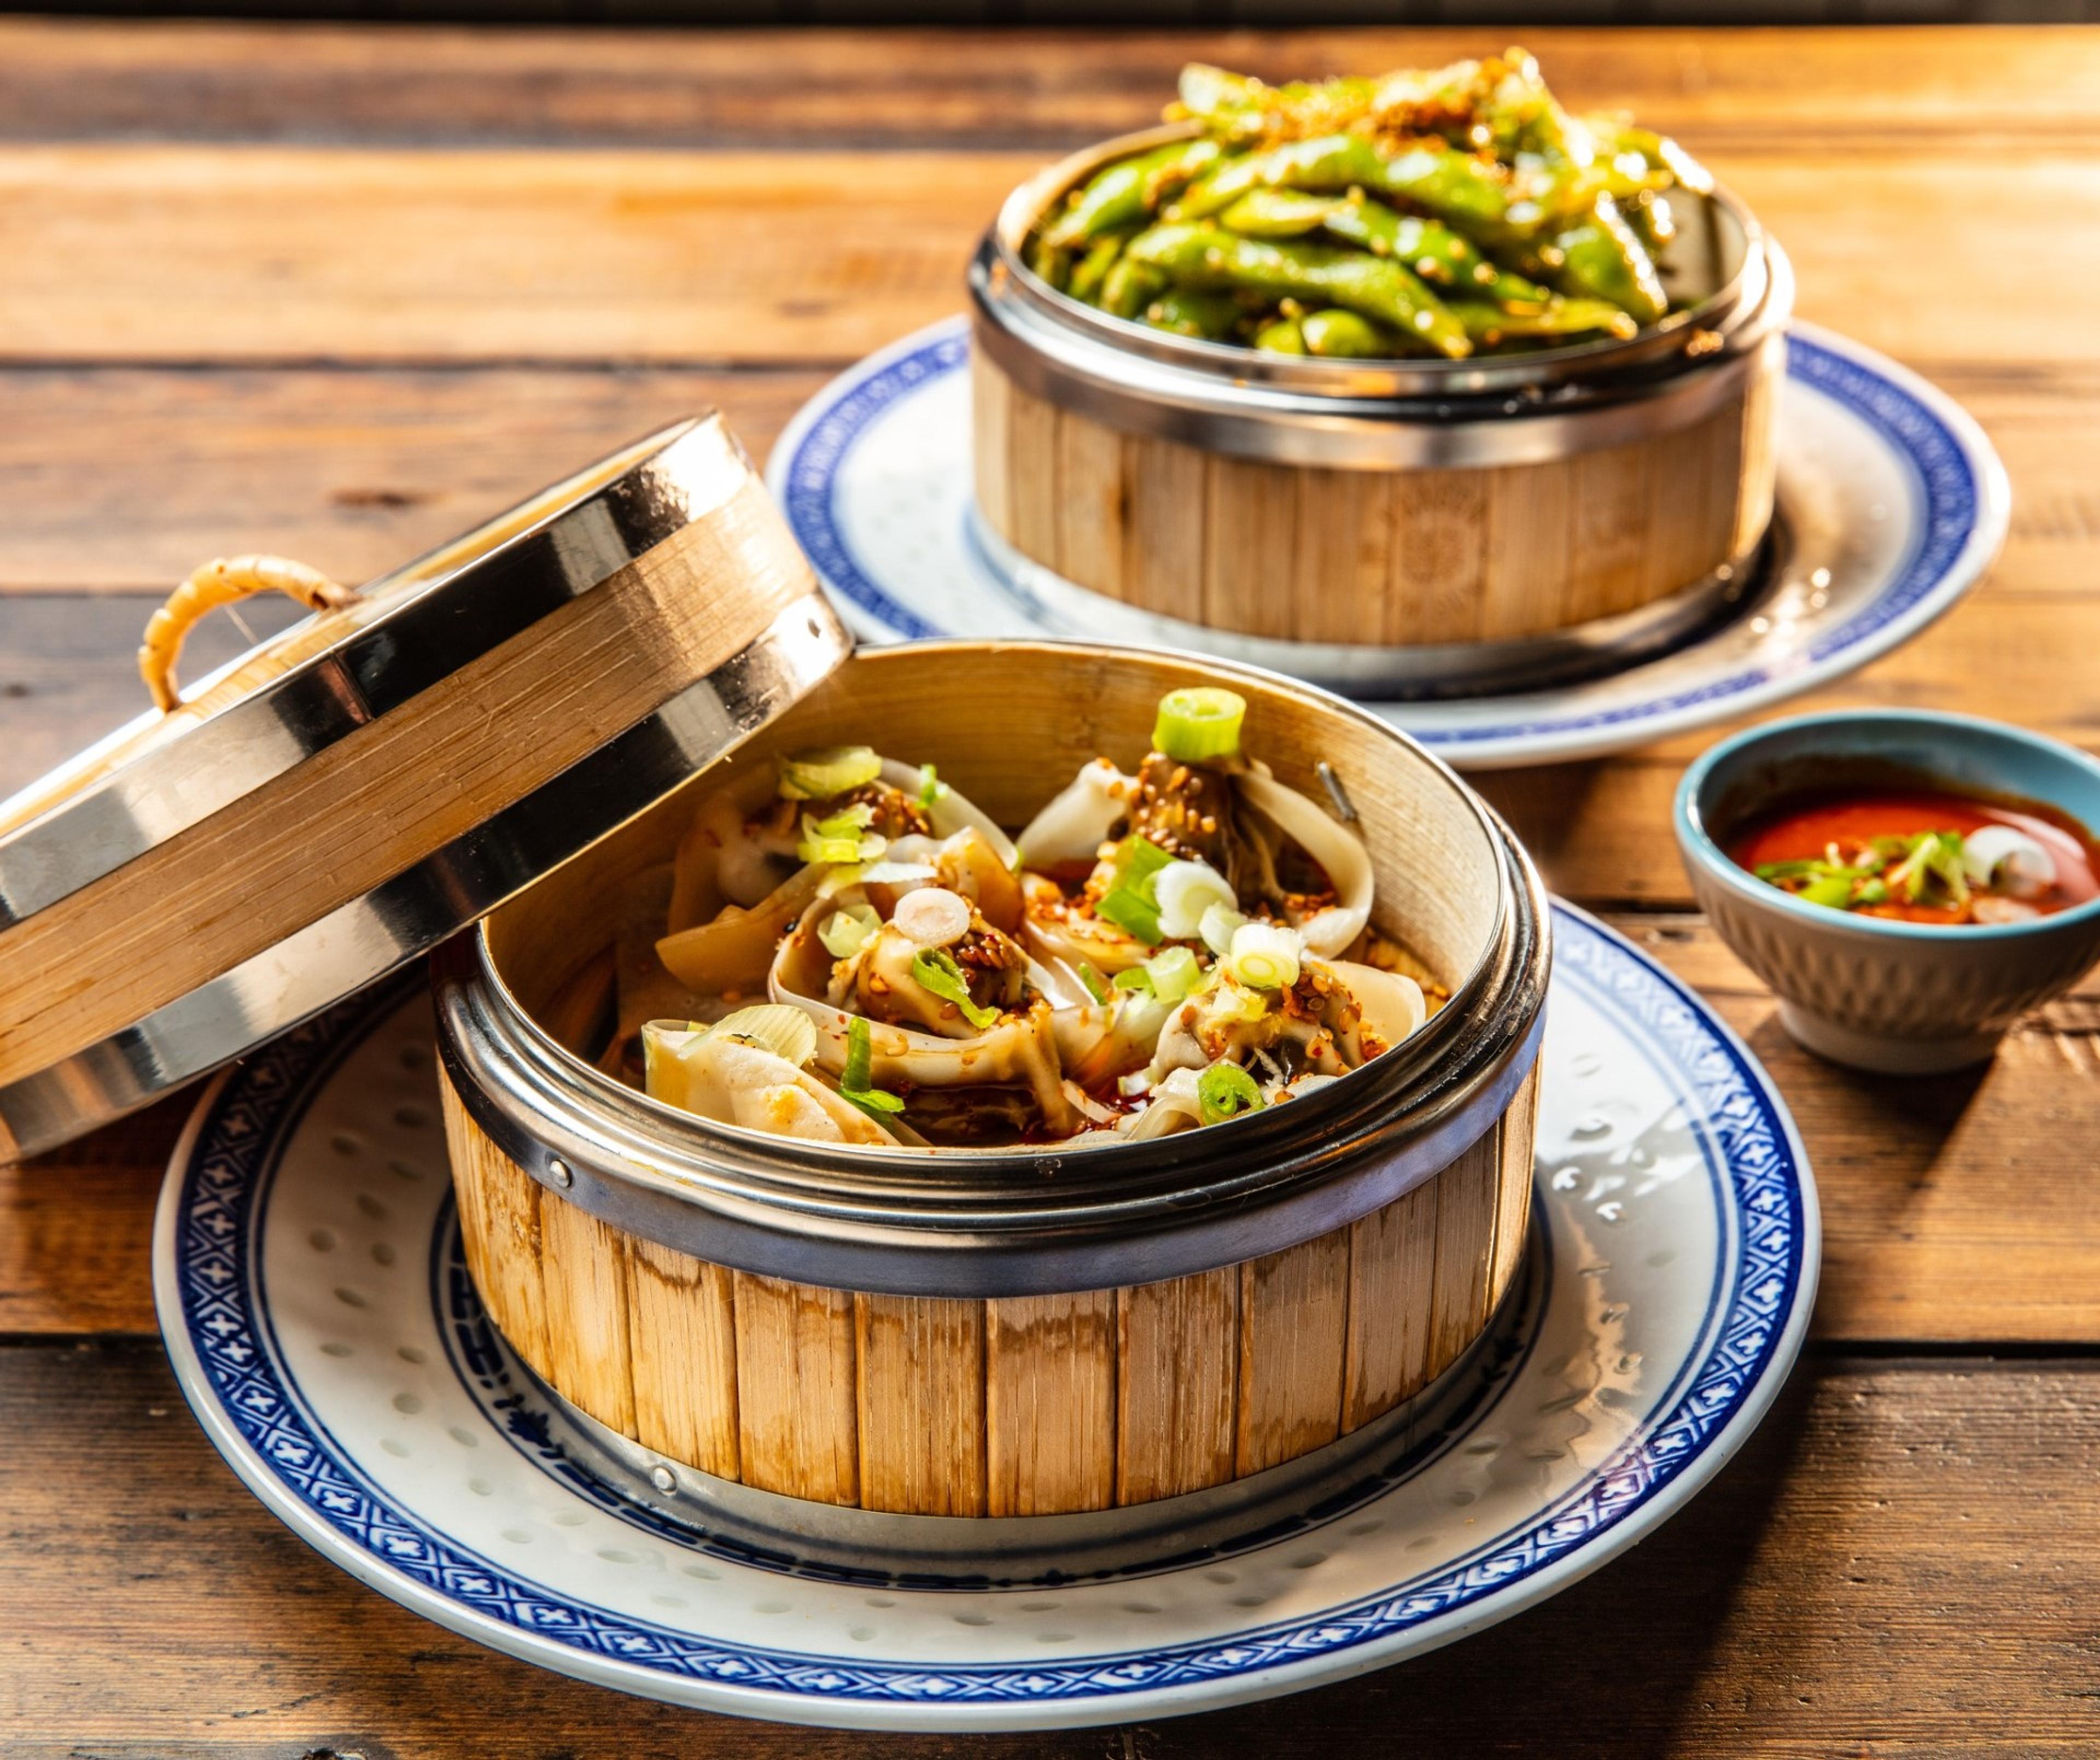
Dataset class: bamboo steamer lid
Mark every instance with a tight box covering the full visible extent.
[0,415,853,1165]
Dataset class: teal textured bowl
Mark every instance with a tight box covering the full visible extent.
[1675,710,2100,1073]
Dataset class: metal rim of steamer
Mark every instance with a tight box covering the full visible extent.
[431,687,1553,1301]
[971,122,1794,471]
[0,419,854,1164]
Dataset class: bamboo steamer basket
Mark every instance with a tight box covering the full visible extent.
[431,641,1549,1523]
[0,416,851,1164]
[1,412,1549,1542]
[969,125,1793,694]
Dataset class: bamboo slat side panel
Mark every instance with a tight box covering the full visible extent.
[974,354,1768,649]
[441,1058,1539,1515]
[854,1293,988,1517]
[985,1291,1116,1516]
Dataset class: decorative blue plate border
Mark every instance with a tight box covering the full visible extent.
[156,906,1817,1727]
[768,317,2008,768]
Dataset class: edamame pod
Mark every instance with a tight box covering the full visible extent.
[1252,315,1308,353]
[1142,289,1244,339]
[1545,194,1666,324]
[1125,223,1470,359]
[1317,198,1488,287]
[1066,234,1128,304]
[1217,189,1341,238]
[1099,255,1170,319]
[1046,138,1224,249]
[1300,308,1398,358]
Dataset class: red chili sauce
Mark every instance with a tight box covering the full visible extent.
[1726,787,2099,925]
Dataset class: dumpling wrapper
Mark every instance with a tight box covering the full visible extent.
[644,1027,896,1147]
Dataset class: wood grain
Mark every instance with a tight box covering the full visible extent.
[975,354,1770,647]
[0,144,2093,369]
[3,22,2099,1745]
[14,1341,2100,1755]
[3,21,2097,151]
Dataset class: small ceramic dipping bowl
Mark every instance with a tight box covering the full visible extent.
[1676,709,2100,1074]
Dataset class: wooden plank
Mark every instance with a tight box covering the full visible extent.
[0,145,1032,366]
[0,145,2097,368]
[3,22,2097,153]
[13,1341,2100,1753]
[0,365,824,593]
[0,362,2080,603]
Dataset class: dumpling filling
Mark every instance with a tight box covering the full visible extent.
[611,687,1444,1151]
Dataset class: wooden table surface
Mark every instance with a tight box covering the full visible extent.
[5,18,2100,1755]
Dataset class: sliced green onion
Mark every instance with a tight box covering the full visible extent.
[798,806,887,865]
[818,901,881,959]
[1227,920,1302,990]
[1153,859,1237,941]
[1095,835,1176,945]
[910,948,1001,1030]
[839,1016,906,1117]
[1077,960,1113,1004]
[1153,687,1247,764]
[1111,965,1152,995]
[1199,901,1247,956]
[779,745,883,801]
[1142,945,1203,1004]
[710,1004,819,1068]
[1196,1061,1264,1124]
[1798,873,1854,909]
[917,762,946,809]
[1853,877,1890,906]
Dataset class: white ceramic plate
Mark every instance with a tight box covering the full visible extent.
[766,317,2006,770]
[155,911,1814,1739]
[156,905,1815,1732]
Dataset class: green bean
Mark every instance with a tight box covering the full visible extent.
[1099,255,1169,319]
[1045,138,1225,250]
[1252,315,1308,353]
[1588,117,1714,196]
[1217,190,1340,238]
[1026,234,1073,293]
[1175,64,1378,145]
[1625,188,1676,255]
[1066,234,1128,304]
[1300,308,1399,359]
[1543,195,1666,324]
[1125,222,1469,359]
[1316,198,1488,288]
[1171,135,1388,219]
[1177,135,1513,237]
[1142,289,1245,340]
[1448,298,1637,345]
[1035,56,1708,357]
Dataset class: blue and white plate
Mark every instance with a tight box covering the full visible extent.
[156,906,1816,1732]
[767,317,2006,770]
